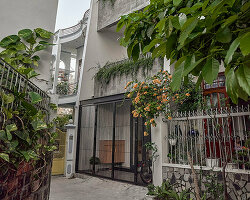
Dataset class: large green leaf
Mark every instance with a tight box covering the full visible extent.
[28,92,42,104]
[6,124,17,141]
[183,56,206,76]
[14,131,31,144]
[18,29,33,39]
[178,13,187,28]
[34,44,47,52]
[216,27,232,43]
[225,37,240,65]
[221,15,238,28]
[21,150,37,162]
[2,93,14,104]
[31,119,47,131]
[34,28,53,39]
[152,42,166,58]
[240,32,250,56]
[179,17,198,46]
[143,39,162,54]
[225,68,238,104]
[132,43,140,61]
[0,35,20,47]
[236,65,250,96]
[202,58,219,84]
[0,130,7,140]
[173,0,182,7]
[170,57,186,91]
[0,153,9,162]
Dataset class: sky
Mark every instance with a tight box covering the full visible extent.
[55,0,91,31]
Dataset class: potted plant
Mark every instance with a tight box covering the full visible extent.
[89,156,101,172]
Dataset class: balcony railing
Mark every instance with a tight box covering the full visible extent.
[163,106,250,171]
[0,58,50,113]
[60,9,90,38]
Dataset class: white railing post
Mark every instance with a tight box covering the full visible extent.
[52,29,62,94]
[65,119,76,178]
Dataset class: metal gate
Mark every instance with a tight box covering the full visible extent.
[75,99,151,185]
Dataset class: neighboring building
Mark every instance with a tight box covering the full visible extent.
[0,0,59,92]
[55,0,249,199]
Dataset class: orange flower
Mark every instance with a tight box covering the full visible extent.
[185,93,190,97]
[144,122,148,126]
[159,70,162,72]
[168,116,172,120]
[143,86,148,89]
[127,93,132,98]
[153,93,157,96]
[133,111,139,118]
[144,106,150,111]
[125,81,132,89]
[168,75,172,79]
[153,79,161,84]
[157,96,162,100]
[152,123,156,127]
[150,118,155,123]
[133,83,138,88]
[143,92,148,95]
[157,106,161,110]
[144,131,149,136]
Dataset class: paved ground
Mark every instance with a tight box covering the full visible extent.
[49,175,148,200]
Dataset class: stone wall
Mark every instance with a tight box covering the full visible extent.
[162,166,250,200]
[94,58,162,98]
[97,0,149,30]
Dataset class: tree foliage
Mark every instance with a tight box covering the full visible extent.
[0,28,53,79]
[117,0,250,104]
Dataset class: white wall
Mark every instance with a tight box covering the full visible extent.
[0,0,59,92]
[78,0,127,101]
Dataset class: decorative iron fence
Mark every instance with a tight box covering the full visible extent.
[163,106,250,171]
[0,58,50,113]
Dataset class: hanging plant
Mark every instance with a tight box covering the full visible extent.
[95,57,154,84]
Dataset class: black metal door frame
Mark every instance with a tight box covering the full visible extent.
[76,100,146,185]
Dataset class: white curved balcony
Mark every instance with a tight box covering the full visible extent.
[52,9,90,106]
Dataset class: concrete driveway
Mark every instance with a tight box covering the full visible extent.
[49,175,147,200]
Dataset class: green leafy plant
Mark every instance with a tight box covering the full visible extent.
[147,181,191,200]
[95,57,154,84]
[53,114,72,130]
[201,170,224,200]
[117,0,250,104]
[145,142,159,163]
[0,28,53,79]
[0,91,56,169]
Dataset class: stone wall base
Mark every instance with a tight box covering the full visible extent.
[162,166,250,200]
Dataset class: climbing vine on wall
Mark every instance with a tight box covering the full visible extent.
[95,57,155,84]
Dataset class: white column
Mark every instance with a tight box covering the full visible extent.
[151,114,168,186]
[65,120,76,178]
[52,29,62,94]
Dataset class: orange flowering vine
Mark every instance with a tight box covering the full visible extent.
[125,70,191,131]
